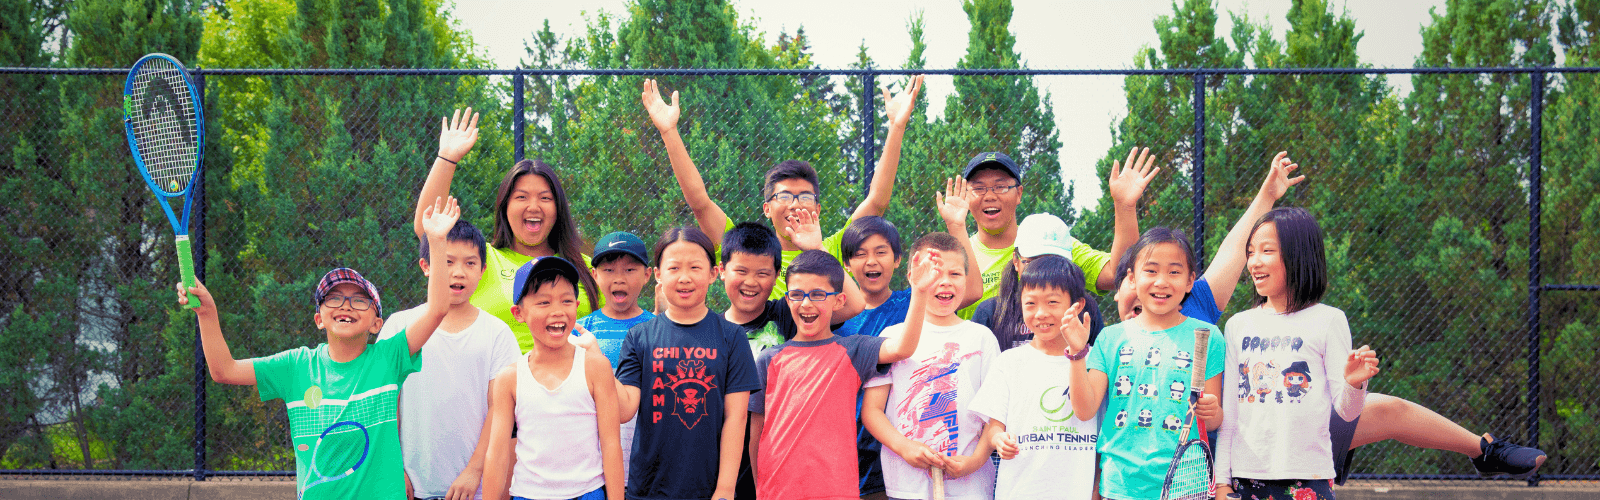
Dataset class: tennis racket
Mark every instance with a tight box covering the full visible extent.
[123,53,204,308]
[1160,327,1214,500]
[300,420,371,497]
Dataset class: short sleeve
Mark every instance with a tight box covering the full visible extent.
[249,348,309,403]
[490,323,522,373]
[863,324,903,389]
[616,321,646,388]
[968,360,1009,425]
[723,323,762,394]
[749,346,778,414]
[1068,238,1113,294]
[1086,327,1116,374]
[377,330,422,378]
[845,335,889,383]
[376,308,409,341]
[823,225,848,263]
[1184,278,1223,325]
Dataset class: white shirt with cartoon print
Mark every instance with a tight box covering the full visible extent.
[1215,303,1367,485]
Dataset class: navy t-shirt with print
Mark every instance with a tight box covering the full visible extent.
[617,310,761,500]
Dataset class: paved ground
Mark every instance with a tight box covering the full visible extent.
[1,478,1596,499]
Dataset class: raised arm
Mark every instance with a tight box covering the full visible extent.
[1100,147,1158,292]
[414,108,479,239]
[786,209,866,322]
[879,249,939,363]
[1203,151,1303,309]
[1061,303,1107,418]
[181,281,256,386]
[643,79,730,243]
[408,196,461,354]
[850,75,923,221]
[937,177,985,308]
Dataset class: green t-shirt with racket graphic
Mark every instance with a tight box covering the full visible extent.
[253,331,421,500]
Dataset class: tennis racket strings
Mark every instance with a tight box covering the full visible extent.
[127,57,199,196]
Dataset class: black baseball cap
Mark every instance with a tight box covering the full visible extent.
[592,231,650,267]
[961,152,1022,182]
[511,256,582,305]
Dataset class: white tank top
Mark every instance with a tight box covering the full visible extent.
[510,346,604,498]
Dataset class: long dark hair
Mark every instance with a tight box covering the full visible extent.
[992,254,1103,350]
[1248,207,1327,314]
[490,159,598,312]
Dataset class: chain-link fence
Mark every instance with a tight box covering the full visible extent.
[0,66,1596,484]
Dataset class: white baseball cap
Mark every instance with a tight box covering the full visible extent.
[1015,214,1075,259]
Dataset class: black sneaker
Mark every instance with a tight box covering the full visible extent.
[1472,434,1546,480]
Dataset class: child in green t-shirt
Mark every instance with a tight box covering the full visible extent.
[179,196,461,500]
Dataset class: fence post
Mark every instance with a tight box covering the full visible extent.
[1525,69,1544,487]
[1191,72,1206,263]
[860,69,877,196]
[513,67,525,162]
[192,69,208,482]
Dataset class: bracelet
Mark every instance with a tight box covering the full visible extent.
[437,155,457,165]
[1064,345,1089,361]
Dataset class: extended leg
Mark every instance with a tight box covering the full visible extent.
[1351,393,1545,479]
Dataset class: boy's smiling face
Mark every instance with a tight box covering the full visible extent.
[512,277,578,350]
[762,178,819,243]
[507,174,558,249]
[314,283,383,341]
[722,251,778,315]
[847,234,901,297]
[786,273,841,340]
[1021,286,1079,342]
[421,240,484,307]
[594,255,650,314]
[924,248,968,319]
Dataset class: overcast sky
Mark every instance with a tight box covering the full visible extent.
[450,0,1446,210]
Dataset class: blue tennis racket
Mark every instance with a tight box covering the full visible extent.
[123,53,204,308]
[300,420,370,497]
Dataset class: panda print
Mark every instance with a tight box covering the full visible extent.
[1144,347,1162,368]
[1174,350,1193,369]
[1137,383,1157,398]
[1115,409,1128,428]
[1162,414,1182,432]
[1114,375,1132,397]
[1169,381,1185,401]
[1119,345,1134,366]
[1137,409,1153,428]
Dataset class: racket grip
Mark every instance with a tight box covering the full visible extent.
[176,235,200,309]
[931,467,946,500]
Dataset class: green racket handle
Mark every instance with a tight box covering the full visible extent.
[176,235,200,309]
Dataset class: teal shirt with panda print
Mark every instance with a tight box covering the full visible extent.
[1085,317,1226,500]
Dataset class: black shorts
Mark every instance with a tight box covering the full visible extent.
[1329,408,1360,485]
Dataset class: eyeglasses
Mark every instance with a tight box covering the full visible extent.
[768,192,818,205]
[785,289,841,302]
[968,184,1019,196]
[322,295,374,311]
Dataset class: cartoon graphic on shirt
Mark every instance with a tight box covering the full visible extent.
[1144,347,1162,368]
[1237,364,1252,402]
[1114,375,1132,397]
[1119,345,1134,366]
[894,341,981,456]
[1162,414,1181,432]
[1137,383,1156,398]
[1282,361,1312,403]
[1174,350,1192,369]
[666,359,719,429]
[1249,361,1277,403]
[1136,409,1153,428]
[1115,409,1128,428]
[1291,337,1305,352]
[1168,381,1185,401]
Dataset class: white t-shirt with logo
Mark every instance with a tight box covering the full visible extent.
[378,306,522,500]
[970,344,1099,500]
[865,320,1001,500]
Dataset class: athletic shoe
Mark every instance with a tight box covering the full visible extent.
[1472,434,1546,480]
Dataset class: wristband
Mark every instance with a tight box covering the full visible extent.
[1064,345,1089,361]
[437,155,458,165]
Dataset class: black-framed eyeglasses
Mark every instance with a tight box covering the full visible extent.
[968,184,1019,196]
[322,295,374,311]
[785,289,840,302]
[768,192,818,205]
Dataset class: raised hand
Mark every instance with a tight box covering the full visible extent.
[936,177,971,225]
[1060,300,1091,355]
[992,431,1019,460]
[1258,151,1306,202]
[176,280,217,313]
[783,208,824,251]
[437,108,480,163]
[421,196,462,240]
[570,323,599,350]
[883,75,924,129]
[1345,345,1381,387]
[1108,147,1158,210]
[641,79,681,133]
[908,249,944,294]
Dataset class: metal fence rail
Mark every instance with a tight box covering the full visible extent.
[0,65,1595,485]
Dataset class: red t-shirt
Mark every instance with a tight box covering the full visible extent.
[749,334,887,500]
